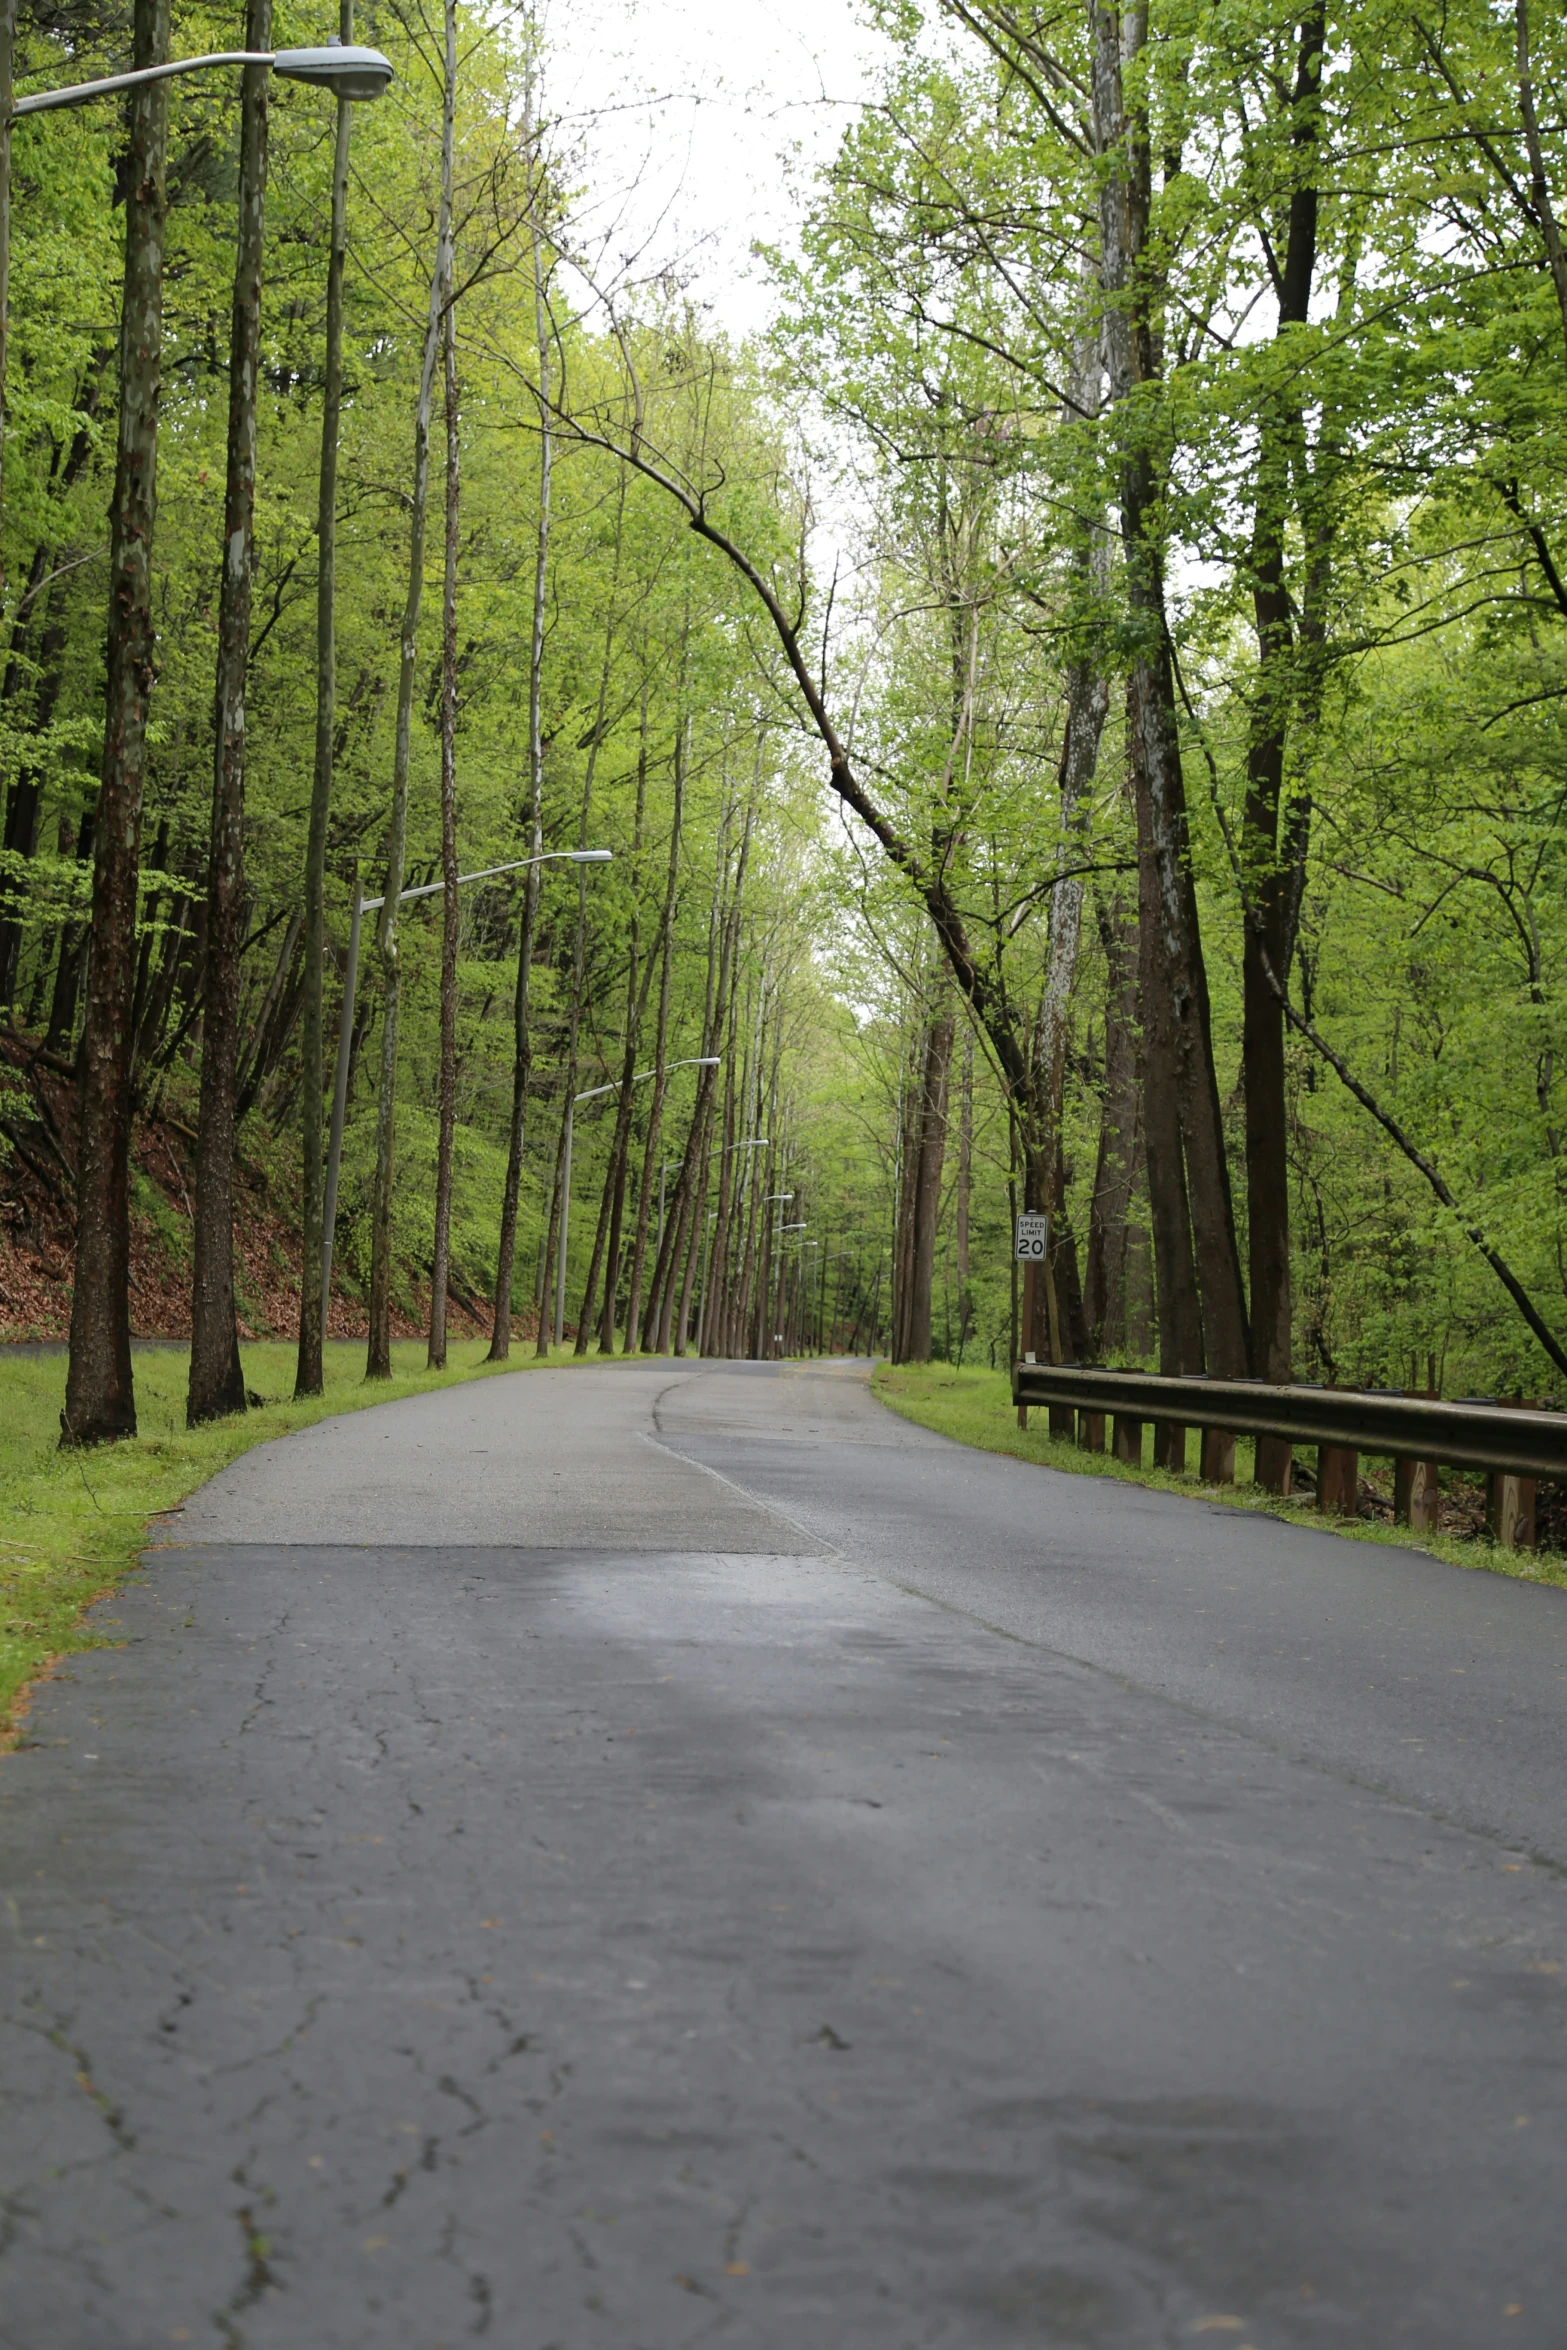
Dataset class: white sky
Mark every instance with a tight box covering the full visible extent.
[544,0,892,337]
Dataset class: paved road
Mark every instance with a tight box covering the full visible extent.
[3,1359,1565,2349]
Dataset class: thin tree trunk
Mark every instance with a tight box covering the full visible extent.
[1242,4,1323,1391]
[489,114,552,1359]
[296,6,355,1401]
[367,34,453,1378]
[539,568,617,1357]
[643,794,732,1352]
[540,798,591,1352]
[61,0,170,1448]
[188,0,270,1427]
[904,1002,953,1362]
[427,286,461,1367]
[955,1024,973,1357]
[594,709,650,1352]
[626,719,685,1351]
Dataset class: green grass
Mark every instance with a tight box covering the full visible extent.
[872,1361,1567,1593]
[0,1336,597,1738]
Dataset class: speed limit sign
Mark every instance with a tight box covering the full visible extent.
[1014,1213,1050,1262]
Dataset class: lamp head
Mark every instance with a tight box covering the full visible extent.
[273,39,395,99]
[568,848,614,863]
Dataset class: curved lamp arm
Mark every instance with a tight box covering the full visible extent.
[13,43,393,116]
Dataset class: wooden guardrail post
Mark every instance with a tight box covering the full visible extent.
[1485,1397,1537,1550]
[1154,1419,1187,1472]
[1487,1471,1537,1551]
[1200,1423,1235,1482]
[1394,1385,1439,1533]
[1256,1435,1292,1496]
[1394,1455,1439,1533]
[1317,1441,1360,1515]
[1048,1400,1076,1440]
[1078,1407,1106,1454]
[1113,1413,1143,1466]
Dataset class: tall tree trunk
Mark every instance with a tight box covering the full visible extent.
[427,259,462,1368]
[955,1023,973,1357]
[906,1001,954,1363]
[594,712,650,1352]
[626,719,685,1351]
[1091,0,1248,1380]
[61,0,170,1448]
[1085,891,1146,1355]
[541,786,594,1352]
[1242,3,1323,1389]
[643,795,732,1353]
[539,574,617,1356]
[296,2,355,1401]
[188,0,271,1427]
[46,801,95,1052]
[489,133,553,1361]
[368,25,454,1378]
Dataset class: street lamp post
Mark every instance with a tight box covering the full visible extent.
[554,1056,719,1348]
[16,24,392,1442]
[318,846,610,1327]
[191,22,391,1426]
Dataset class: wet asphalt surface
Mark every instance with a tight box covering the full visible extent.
[2,1357,1565,2349]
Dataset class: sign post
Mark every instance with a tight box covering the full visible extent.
[1014,1213,1049,1426]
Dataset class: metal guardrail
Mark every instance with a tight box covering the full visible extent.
[1010,1362,1567,1483]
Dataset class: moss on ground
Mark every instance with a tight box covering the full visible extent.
[872,1361,1567,1594]
[0,1338,591,1738]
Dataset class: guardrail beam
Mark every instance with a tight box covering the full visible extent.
[1009,1363,1567,1483]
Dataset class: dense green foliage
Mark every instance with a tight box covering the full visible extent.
[4,0,1567,1416]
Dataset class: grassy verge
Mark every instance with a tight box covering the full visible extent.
[872,1361,1567,1593]
[0,1337,594,1738]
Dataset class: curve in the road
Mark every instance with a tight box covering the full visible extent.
[1,1357,1563,2350]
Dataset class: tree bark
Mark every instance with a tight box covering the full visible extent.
[1085,891,1146,1354]
[489,127,552,1360]
[1091,0,1248,1379]
[188,0,271,1427]
[594,709,650,1352]
[427,286,461,1368]
[626,718,685,1351]
[62,0,170,1448]
[368,25,453,1378]
[296,8,354,1401]
[905,1002,954,1363]
[1241,4,1323,1390]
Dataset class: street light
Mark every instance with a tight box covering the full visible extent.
[554,1055,720,1346]
[11,42,395,115]
[2,30,396,475]
[192,20,397,1426]
[320,846,610,1323]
